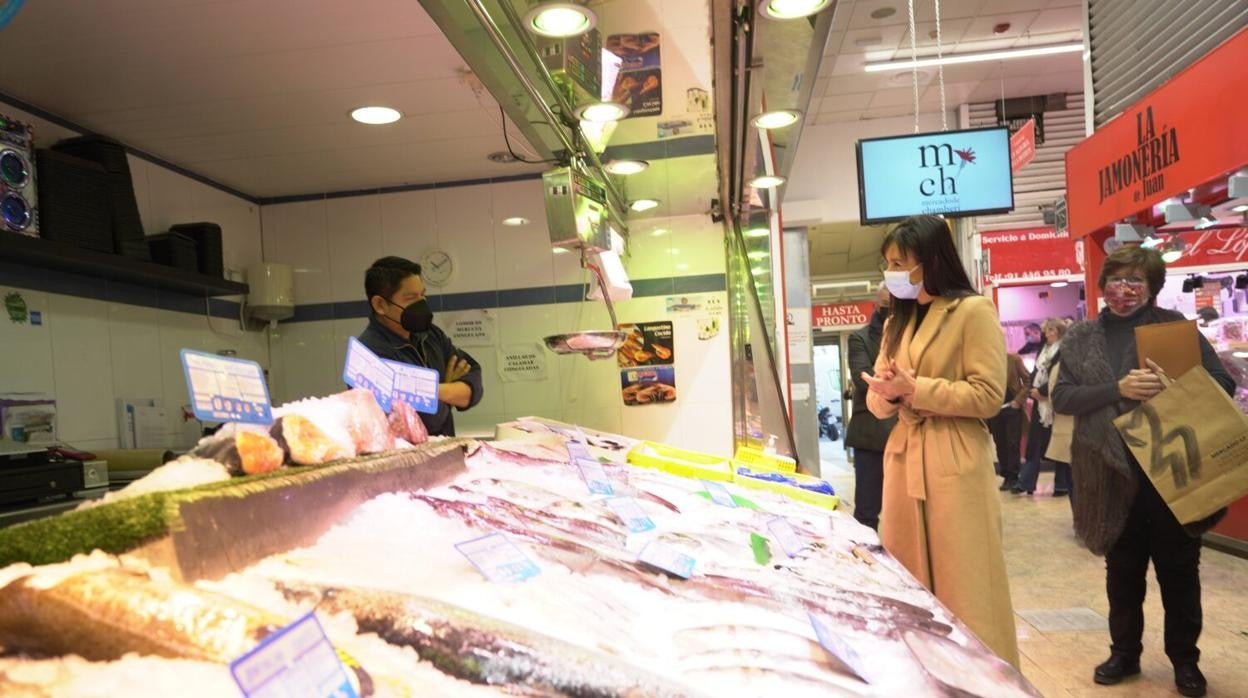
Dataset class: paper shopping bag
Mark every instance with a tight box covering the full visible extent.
[1114,367,1248,524]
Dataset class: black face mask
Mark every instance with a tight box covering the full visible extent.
[387,298,434,334]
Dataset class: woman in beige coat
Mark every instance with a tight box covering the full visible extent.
[863,215,1019,667]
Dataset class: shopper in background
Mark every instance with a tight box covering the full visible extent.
[359,256,484,436]
[989,351,1029,491]
[1052,246,1234,697]
[863,215,1018,667]
[845,285,896,531]
[1018,322,1044,356]
[1014,318,1069,495]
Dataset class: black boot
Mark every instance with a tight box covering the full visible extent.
[999,478,1018,491]
[1093,654,1140,685]
[1174,663,1206,697]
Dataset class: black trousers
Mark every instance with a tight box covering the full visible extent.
[1106,470,1203,665]
[988,406,1023,482]
[853,448,884,531]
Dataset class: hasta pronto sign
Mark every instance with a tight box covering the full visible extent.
[812,301,875,329]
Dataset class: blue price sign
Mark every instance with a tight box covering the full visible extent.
[181,350,273,425]
[638,541,695,579]
[703,480,737,508]
[605,497,655,533]
[575,458,614,496]
[230,612,358,698]
[454,533,541,583]
[343,338,394,412]
[383,359,440,415]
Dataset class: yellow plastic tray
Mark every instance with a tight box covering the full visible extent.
[732,467,839,511]
[732,445,797,474]
[627,441,734,482]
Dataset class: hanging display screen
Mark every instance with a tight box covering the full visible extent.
[856,126,1014,224]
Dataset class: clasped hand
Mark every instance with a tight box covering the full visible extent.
[445,354,472,383]
[1118,359,1169,402]
[861,359,917,402]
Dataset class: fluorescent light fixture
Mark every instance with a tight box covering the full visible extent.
[574,101,629,123]
[749,174,786,189]
[604,159,648,175]
[501,217,529,226]
[752,110,802,130]
[524,2,596,38]
[812,280,873,292]
[350,106,401,125]
[630,198,660,212]
[744,227,770,238]
[747,250,769,260]
[1235,351,1248,359]
[650,228,668,237]
[759,0,831,20]
[1050,281,1069,288]
[864,42,1083,73]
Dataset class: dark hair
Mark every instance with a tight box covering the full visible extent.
[880,215,977,358]
[1098,245,1165,298]
[365,256,422,305]
[1025,322,1042,333]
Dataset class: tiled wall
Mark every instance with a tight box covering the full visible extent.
[0,103,264,451]
[262,179,734,455]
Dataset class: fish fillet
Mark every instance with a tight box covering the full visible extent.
[192,426,285,475]
[388,400,429,446]
[270,414,354,465]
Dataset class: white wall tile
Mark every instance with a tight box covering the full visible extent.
[378,189,438,259]
[433,184,496,294]
[0,286,55,394]
[669,215,725,276]
[469,349,506,418]
[492,180,555,289]
[145,164,197,235]
[47,295,118,445]
[262,200,332,304]
[327,196,383,302]
[622,221,674,280]
[156,310,219,444]
[273,320,339,403]
[108,303,165,401]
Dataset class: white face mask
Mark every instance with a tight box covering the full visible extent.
[884,266,923,299]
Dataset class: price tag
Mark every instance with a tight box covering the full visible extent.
[230,612,358,698]
[566,439,592,462]
[343,337,394,412]
[575,458,614,496]
[605,497,655,533]
[809,613,872,683]
[181,350,273,425]
[454,533,540,583]
[383,359,440,415]
[703,480,737,508]
[766,517,806,557]
[638,541,696,579]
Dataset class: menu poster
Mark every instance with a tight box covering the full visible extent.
[621,365,677,406]
[617,322,674,368]
[607,32,662,118]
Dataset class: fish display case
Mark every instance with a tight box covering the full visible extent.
[0,395,1039,697]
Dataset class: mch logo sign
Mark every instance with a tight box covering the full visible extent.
[917,144,978,197]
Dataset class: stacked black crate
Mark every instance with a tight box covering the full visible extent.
[169,222,223,278]
[52,136,149,261]
[33,149,114,253]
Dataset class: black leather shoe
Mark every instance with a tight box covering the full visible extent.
[1174,663,1206,697]
[1052,489,1070,497]
[999,479,1018,491]
[1094,654,1140,685]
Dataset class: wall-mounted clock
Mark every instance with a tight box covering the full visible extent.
[420,249,454,288]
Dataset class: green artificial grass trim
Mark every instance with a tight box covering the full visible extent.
[0,440,472,568]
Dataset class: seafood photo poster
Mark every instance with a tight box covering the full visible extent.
[606,32,662,118]
[617,321,676,405]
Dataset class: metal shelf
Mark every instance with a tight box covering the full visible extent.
[0,231,248,297]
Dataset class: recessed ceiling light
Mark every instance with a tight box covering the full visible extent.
[650,228,668,237]
[745,227,770,238]
[524,2,596,38]
[752,110,802,130]
[604,159,648,175]
[1050,281,1068,288]
[1232,204,1248,213]
[630,198,660,212]
[350,106,401,125]
[759,0,832,20]
[502,217,529,226]
[574,101,630,123]
[869,6,897,20]
[488,151,518,163]
[749,174,786,189]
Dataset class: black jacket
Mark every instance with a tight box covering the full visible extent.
[845,309,897,452]
[358,316,484,436]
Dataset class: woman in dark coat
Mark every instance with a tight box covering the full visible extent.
[1052,246,1235,698]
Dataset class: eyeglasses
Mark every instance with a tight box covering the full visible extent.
[1105,276,1146,290]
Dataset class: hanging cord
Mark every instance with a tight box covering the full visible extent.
[933,0,947,130]
[907,0,919,133]
[499,105,557,164]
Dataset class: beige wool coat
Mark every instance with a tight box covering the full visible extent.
[867,294,1020,667]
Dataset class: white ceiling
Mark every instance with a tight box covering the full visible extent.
[811,0,1086,125]
[0,0,551,198]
